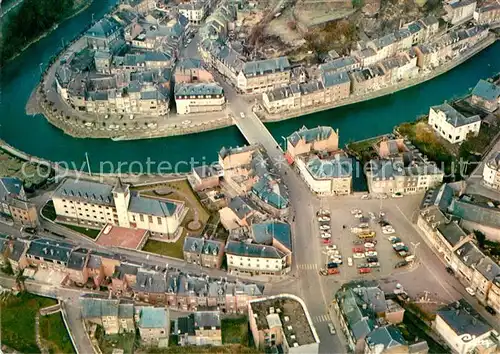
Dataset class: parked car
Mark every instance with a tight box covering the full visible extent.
[358,231,376,239]
[240,112,245,118]
[319,225,331,231]
[405,255,415,262]
[398,250,409,257]
[445,266,455,275]
[326,245,337,251]
[389,237,401,244]
[317,209,330,216]
[359,223,369,228]
[352,246,364,253]
[353,252,365,259]
[368,262,380,268]
[327,262,338,269]
[348,257,353,266]
[318,216,330,222]
[322,238,331,244]
[395,260,409,268]
[321,232,332,239]
[353,240,364,245]
[382,227,395,235]
[350,208,361,215]
[366,256,378,263]
[358,268,371,274]
[354,213,363,219]
[365,251,377,257]
[391,192,403,198]
[361,194,370,200]
[378,194,388,199]
[21,226,36,234]
[351,227,368,234]
[319,268,340,276]
[466,287,476,296]
[379,220,390,227]
[357,263,370,269]
[485,306,497,315]
[328,323,336,335]
[364,242,375,248]
[392,242,405,249]
[329,251,341,257]
[368,212,376,220]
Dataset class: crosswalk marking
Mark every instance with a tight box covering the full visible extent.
[297,264,318,270]
[312,314,330,323]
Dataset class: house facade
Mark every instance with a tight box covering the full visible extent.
[174,83,225,115]
[428,103,481,144]
[0,177,38,228]
[483,152,500,191]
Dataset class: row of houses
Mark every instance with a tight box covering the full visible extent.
[0,234,265,313]
[417,184,500,316]
[81,293,223,348]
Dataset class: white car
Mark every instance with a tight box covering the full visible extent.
[329,250,341,256]
[368,212,376,220]
[348,257,353,266]
[319,225,331,231]
[361,194,370,200]
[328,323,336,335]
[365,251,378,257]
[382,227,395,235]
[364,242,375,248]
[318,209,330,216]
[326,245,338,251]
[351,208,361,215]
[321,232,332,239]
[379,211,386,217]
[330,258,343,264]
[353,252,365,259]
[240,112,245,118]
[354,213,363,219]
[318,216,331,222]
[359,223,369,228]
[466,287,476,296]
[388,236,399,242]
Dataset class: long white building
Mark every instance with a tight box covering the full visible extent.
[52,178,187,239]
[428,103,481,144]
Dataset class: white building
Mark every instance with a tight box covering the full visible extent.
[178,1,206,25]
[295,155,352,196]
[225,241,289,276]
[444,0,477,25]
[174,83,225,115]
[52,178,187,239]
[483,151,500,191]
[435,301,499,354]
[428,103,481,144]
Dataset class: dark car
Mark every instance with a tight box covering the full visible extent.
[378,220,390,226]
[366,256,378,263]
[327,262,339,269]
[394,260,409,268]
[485,306,497,315]
[22,226,36,234]
[445,266,455,275]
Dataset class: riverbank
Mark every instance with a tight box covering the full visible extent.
[260,33,498,122]
[2,0,94,65]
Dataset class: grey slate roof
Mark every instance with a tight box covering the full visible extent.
[86,17,122,39]
[27,239,74,264]
[67,249,89,270]
[227,196,258,219]
[134,270,167,293]
[242,57,290,77]
[192,311,221,329]
[306,156,352,179]
[8,240,26,262]
[437,300,491,337]
[128,193,178,217]
[118,302,134,318]
[54,178,114,206]
[138,307,169,328]
[175,83,224,96]
[320,56,357,73]
[474,257,500,281]
[0,177,24,200]
[176,58,203,70]
[287,126,335,147]
[436,221,468,247]
[321,71,351,88]
[431,103,481,128]
[365,326,406,350]
[225,241,285,259]
[472,79,500,101]
[80,295,119,318]
[454,241,483,266]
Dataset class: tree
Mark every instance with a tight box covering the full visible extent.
[474,230,486,249]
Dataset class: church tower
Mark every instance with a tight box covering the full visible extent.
[112,178,131,228]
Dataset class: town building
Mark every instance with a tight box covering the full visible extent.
[219,196,264,231]
[112,52,173,73]
[248,294,320,353]
[474,3,500,24]
[25,238,75,273]
[295,154,352,196]
[320,56,360,74]
[6,239,28,272]
[191,164,223,191]
[137,306,170,347]
[444,0,477,25]
[404,16,440,45]
[174,311,222,346]
[483,152,500,191]
[470,257,500,304]
[428,103,481,144]
[0,177,38,228]
[182,237,225,268]
[174,58,214,84]
[321,71,351,105]
[286,126,339,159]
[434,300,499,354]
[80,294,135,334]
[236,57,291,94]
[84,17,124,50]
[261,85,301,115]
[334,281,423,353]
[178,1,207,25]
[52,178,187,240]
[378,52,419,84]
[471,79,500,112]
[133,268,168,304]
[66,248,90,285]
[174,83,225,115]
[450,240,484,288]
[349,65,390,94]
[120,0,156,14]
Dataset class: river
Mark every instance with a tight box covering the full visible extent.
[0,0,499,175]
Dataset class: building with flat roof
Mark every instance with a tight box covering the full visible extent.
[248,294,320,353]
[435,300,499,354]
[52,178,187,240]
[471,79,500,112]
[0,177,38,228]
[174,82,225,115]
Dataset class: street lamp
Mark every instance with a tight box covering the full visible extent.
[411,241,420,260]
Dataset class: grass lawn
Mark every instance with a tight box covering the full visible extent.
[347,137,380,162]
[58,223,101,239]
[141,229,187,259]
[0,292,57,353]
[95,325,136,354]
[221,317,250,346]
[39,312,76,354]
[41,201,57,221]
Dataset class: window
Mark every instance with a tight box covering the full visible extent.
[157,217,162,225]
[148,215,153,223]
[140,214,144,222]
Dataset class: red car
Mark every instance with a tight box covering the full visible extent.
[352,246,364,253]
[358,268,371,274]
[322,238,331,244]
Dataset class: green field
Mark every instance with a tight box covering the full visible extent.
[0,292,57,353]
[142,229,187,259]
[221,317,251,346]
[40,312,76,354]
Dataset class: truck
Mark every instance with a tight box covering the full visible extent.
[319,268,340,276]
